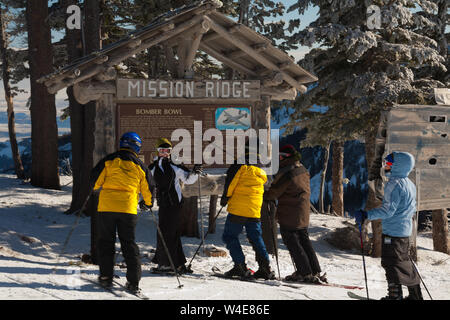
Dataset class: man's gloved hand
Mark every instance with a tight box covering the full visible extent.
[220,195,228,207]
[139,200,152,211]
[192,164,203,175]
[353,209,368,225]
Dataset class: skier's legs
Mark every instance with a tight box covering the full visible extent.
[280,226,313,276]
[245,220,270,264]
[117,213,141,285]
[297,228,322,274]
[381,235,420,288]
[156,204,185,268]
[222,214,246,264]
[97,212,117,279]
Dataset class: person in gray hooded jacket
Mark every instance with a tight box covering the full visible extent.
[354,151,422,300]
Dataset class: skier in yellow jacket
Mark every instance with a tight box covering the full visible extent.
[220,148,275,280]
[90,132,152,294]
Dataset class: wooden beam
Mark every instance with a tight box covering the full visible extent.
[184,18,211,72]
[278,60,294,71]
[226,43,267,60]
[262,72,284,87]
[73,80,116,104]
[202,23,241,42]
[176,38,190,78]
[261,86,298,101]
[204,16,306,92]
[181,174,225,197]
[199,43,257,76]
[46,15,204,94]
[94,67,117,82]
[164,44,179,77]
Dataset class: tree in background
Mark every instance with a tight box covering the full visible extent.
[284,0,448,257]
[26,0,60,190]
[0,4,25,179]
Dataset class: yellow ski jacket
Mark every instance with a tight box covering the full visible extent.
[223,164,267,219]
[91,149,152,214]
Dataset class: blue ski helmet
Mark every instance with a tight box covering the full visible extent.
[120,132,142,154]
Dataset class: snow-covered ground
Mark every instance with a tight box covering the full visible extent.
[0,174,449,302]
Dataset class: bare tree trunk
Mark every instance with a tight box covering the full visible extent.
[62,0,85,214]
[208,195,218,234]
[319,142,330,213]
[437,0,448,56]
[0,8,25,180]
[364,126,382,257]
[432,209,449,254]
[332,140,344,216]
[180,197,200,238]
[84,0,103,264]
[26,0,60,190]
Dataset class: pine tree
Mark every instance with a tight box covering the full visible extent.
[285,0,448,257]
[26,0,60,190]
[0,4,25,179]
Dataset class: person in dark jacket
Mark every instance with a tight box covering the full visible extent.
[90,132,152,294]
[264,144,326,284]
[354,152,422,300]
[149,137,201,274]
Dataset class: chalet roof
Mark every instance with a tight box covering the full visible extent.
[38,0,317,99]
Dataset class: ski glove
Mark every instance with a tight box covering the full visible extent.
[192,164,203,175]
[139,200,153,211]
[220,196,228,207]
[353,209,368,225]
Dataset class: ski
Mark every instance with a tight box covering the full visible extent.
[211,266,363,290]
[81,275,127,298]
[112,279,150,300]
[347,291,375,300]
[149,266,197,277]
[282,279,364,290]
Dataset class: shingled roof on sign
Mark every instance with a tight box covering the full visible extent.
[38,0,317,100]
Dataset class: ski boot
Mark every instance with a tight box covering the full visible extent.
[314,272,328,283]
[177,264,194,274]
[98,276,113,288]
[224,263,253,278]
[404,285,423,300]
[284,272,320,284]
[125,281,141,295]
[301,273,321,284]
[253,260,276,280]
[284,271,302,282]
[380,283,403,300]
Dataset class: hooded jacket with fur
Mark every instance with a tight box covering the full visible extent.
[367,151,417,237]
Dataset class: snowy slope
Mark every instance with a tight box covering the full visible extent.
[0,174,448,301]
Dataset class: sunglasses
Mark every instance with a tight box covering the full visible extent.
[157,147,172,154]
[279,152,291,160]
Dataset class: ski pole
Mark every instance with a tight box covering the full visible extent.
[409,256,433,300]
[266,203,281,280]
[197,170,206,254]
[358,222,370,300]
[187,205,225,270]
[52,190,92,274]
[148,208,184,289]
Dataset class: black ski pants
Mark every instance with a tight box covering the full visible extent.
[381,234,420,286]
[280,227,321,276]
[152,203,186,268]
[97,212,141,285]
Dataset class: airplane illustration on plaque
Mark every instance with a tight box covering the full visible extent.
[215,107,251,130]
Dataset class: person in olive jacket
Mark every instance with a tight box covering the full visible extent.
[264,144,326,284]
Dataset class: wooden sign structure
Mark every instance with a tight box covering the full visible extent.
[116,79,259,170]
[37,0,318,197]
